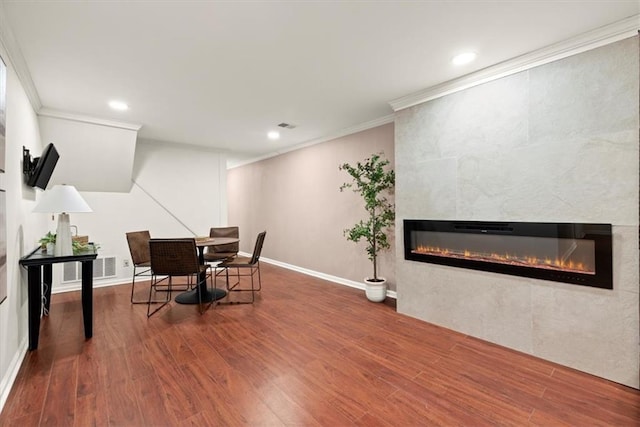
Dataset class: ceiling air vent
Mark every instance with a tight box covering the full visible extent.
[277,122,296,129]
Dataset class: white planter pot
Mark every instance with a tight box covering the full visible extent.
[364,277,387,302]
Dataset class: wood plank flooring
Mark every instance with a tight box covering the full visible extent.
[1,263,638,426]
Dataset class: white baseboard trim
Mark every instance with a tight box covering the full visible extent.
[51,277,130,294]
[51,257,399,300]
[247,252,398,299]
[0,336,28,415]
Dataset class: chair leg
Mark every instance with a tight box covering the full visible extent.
[131,266,153,304]
[239,266,256,304]
[147,275,171,317]
[255,262,262,291]
[216,266,234,305]
[130,267,139,303]
[213,266,220,308]
[197,273,202,314]
[157,275,189,293]
[217,266,257,305]
[222,264,240,291]
[249,267,255,303]
[214,265,229,306]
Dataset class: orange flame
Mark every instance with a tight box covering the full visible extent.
[413,245,593,274]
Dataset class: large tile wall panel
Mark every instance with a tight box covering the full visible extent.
[395,36,639,388]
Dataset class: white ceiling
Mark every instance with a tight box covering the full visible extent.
[2,1,639,164]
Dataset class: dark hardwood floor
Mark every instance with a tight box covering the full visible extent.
[1,262,639,426]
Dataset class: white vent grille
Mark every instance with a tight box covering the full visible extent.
[277,122,296,129]
[104,257,116,277]
[63,262,76,282]
[62,256,117,283]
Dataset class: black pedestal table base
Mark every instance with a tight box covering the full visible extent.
[175,288,227,304]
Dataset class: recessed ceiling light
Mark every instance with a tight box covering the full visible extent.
[108,100,129,111]
[267,131,280,140]
[452,51,477,66]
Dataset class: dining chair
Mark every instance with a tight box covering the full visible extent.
[126,230,190,304]
[203,226,239,263]
[147,238,213,317]
[126,230,153,304]
[214,231,266,305]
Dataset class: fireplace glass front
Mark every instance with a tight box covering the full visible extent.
[404,220,612,289]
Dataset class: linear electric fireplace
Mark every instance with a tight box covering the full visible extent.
[404,220,613,289]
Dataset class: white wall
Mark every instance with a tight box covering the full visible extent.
[395,36,639,388]
[38,114,139,192]
[0,49,48,412]
[42,138,228,292]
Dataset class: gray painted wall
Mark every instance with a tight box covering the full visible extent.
[395,36,639,388]
[228,124,396,291]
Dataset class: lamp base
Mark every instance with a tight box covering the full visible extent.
[54,213,73,256]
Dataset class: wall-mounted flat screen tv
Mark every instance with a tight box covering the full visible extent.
[24,143,59,190]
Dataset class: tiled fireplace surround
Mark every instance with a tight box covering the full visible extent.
[395,36,639,388]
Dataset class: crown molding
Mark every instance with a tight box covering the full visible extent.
[228,113,395,169]
[389,14,640,112]
[0,2,42,111]
[281,113,395,156]
[38,108,142,131]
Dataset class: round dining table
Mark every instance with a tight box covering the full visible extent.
[174,236,240,305]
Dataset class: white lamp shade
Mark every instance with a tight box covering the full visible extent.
[33,184,92,213]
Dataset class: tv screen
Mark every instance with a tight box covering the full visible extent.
[26,143,59,190]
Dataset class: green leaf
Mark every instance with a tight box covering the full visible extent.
[339,152,395,280]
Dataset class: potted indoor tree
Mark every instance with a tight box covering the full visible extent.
[339,152,395,302]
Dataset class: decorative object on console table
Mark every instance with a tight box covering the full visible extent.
[32,184,93,256]
[73,234,89,248]
[339,152,395,302]
[39,231,56,253]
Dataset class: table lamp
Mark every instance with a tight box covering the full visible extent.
[33,184,92,256]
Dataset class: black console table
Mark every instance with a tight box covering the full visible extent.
[19,245,98,350]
